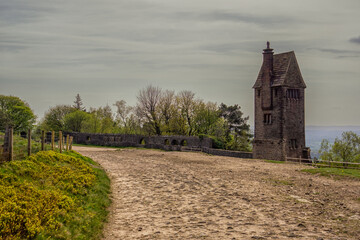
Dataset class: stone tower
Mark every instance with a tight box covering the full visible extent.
[253,42,310,161]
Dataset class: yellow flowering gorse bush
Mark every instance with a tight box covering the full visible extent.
[0,150,100,239]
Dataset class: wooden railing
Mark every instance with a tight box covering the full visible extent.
[286,157,360,169]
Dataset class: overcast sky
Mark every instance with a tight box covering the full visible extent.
[1,0,359,126]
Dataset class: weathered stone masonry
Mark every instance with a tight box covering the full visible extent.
[65,132,253,159]
[253,42,310,161]
[67,132,211,150]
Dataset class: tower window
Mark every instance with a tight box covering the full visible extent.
[257,90,261,97]
[286,89,300,99]
[264,114,272,125]
[290,139,297,149]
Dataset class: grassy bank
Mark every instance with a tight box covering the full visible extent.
[302,167,360,179]
[0,150,111,239]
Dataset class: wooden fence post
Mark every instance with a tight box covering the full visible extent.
[27,129,31,156]
[59,131,62,153]
[69,136,73,150]
[3,126,9,161]
[9,127,13,161]
[51,131,55,150]
[66,135,69,151]
[41,130,45,151]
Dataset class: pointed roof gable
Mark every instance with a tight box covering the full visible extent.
[253,51,306,88]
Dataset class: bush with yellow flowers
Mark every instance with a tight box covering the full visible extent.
[0,150,110,240]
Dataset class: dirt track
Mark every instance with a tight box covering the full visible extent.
[74,146,360,240]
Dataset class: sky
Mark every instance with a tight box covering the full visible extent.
[1,0,360,126]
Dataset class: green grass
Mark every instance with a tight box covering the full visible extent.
[302,168,360,179]
[0,132,52,162]
[0,150,111,239]
[313,161,360,170]
[265,160,285,164]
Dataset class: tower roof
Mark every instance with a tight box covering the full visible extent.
[253,51,306,89]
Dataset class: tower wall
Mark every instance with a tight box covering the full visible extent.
[253,43,308,161]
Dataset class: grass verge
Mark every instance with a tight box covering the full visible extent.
[265,160,285,164]
[302,168,360,180]
[0,132,52,162]
[0,150,111,239]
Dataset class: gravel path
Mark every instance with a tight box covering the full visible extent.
[74,146,360,240]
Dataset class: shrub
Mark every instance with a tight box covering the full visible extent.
[0,150,110,239]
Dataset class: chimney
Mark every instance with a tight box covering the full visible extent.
[261,41,274,109]
[263,41,274,72]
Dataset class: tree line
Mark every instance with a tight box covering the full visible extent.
[0,86,252,151]
[318,131,360,163]
[42,87,252,151]
[2,90,360,158]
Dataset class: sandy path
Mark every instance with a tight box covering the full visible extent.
[74,146,360,240]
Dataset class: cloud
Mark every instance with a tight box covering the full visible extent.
[310,48,360,57]
[349,36,360,44]
[0,44,27,53]
[0,1,53,25]
[174,10,296,26]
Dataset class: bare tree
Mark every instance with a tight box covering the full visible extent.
[159,90,175,128]
[136,85,162,135]
[178,90,196,136]
[114,100,133,128]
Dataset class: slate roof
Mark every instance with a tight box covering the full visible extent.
[253,51,306,88]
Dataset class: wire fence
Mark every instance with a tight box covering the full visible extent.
[0,127,73,162]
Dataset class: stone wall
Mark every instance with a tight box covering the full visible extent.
[202,148,253,159]
[66,132,212,149]
[65,132,253,159]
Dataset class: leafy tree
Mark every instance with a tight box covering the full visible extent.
[167,98,187,135]
[319,131,360,163]
[97,105,115,133]
[63,110,90,132]
[219,103,250,135]
[219,103,252,151]
[42,105,75,131]
[178,90,196,136]
[193,101,219,135]
[73,94,85,111]
[0,95,36,133]
[318,139,333,161]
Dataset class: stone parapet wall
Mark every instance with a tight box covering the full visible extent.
[65,132,213,149]
[202,147,253,159]
[64,132,253,159]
